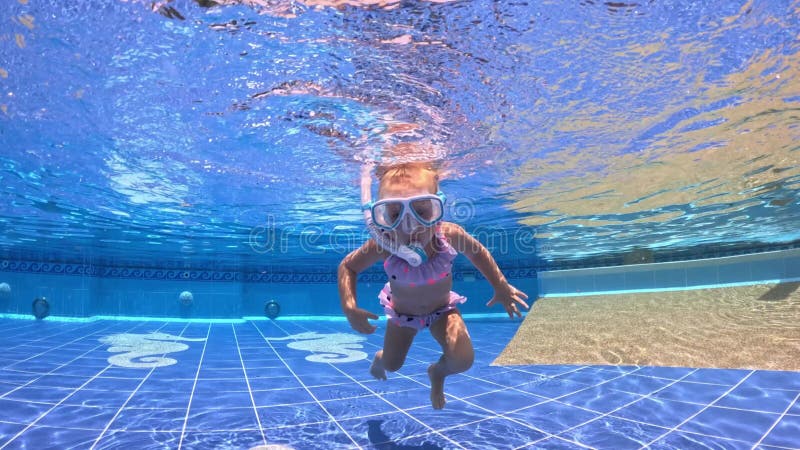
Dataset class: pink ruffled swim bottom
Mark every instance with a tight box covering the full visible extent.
[378,282,467,330]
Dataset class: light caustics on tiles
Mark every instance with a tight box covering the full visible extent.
[0,318,796,449]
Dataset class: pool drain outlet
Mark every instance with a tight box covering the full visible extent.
[32,297,50,320]
[264,300,280,319]
[178,291,194,306]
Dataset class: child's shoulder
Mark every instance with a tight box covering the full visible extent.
[439,221,466,239]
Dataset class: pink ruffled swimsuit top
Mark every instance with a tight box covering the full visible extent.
[378,227,467,330]
[378,226,466,329]
[382,227,458,287]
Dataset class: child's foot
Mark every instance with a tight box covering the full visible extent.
[370,350,387,381]
[428,364,446,409]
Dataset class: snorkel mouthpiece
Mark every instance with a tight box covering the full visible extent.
[402,243,428,267]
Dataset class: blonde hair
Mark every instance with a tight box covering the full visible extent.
[376,162,440,196]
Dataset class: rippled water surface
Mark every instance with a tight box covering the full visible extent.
[1,0,798,269]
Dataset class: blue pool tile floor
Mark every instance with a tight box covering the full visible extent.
[0,317,798,449]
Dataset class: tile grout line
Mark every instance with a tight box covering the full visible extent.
[1,371,114,448]
[0,320,151,449]
[750,390,800,449]
[527,368,701,448]
[640,370,756,448]
[377,333,769,449]
[383,369,597,449]
[507,366,793,424]
[0,321,150,401]
[341,322,716,448]
[287,320,470,450]
[0,321,103,353]
[177,323,213,450]
[0,321,74,343]
[360,325,594,447]
[0,322,41,333]
[1,321,121,371]
[248,320,364,449]
[320,320,778,449]
[231,322,268,447]
[335,322,591,447]
[1,317,791,448]
[90,321,191,448]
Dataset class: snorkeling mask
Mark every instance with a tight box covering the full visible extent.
[367,192,446,231]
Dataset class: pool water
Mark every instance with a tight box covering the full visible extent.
[2,0,800,448]
[1,317,798,449]
[1,0,798,269]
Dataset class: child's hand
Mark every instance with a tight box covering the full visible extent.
[345,307,379,334]
[486,283,530,319]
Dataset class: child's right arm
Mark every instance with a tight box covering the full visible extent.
[338,239,385,334]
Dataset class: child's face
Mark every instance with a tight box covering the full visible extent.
[378,170,439,246]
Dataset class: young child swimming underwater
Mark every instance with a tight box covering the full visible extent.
[338,161,529,409]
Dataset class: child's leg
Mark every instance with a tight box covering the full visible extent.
[428,310,474,409]
[371,321,418,380]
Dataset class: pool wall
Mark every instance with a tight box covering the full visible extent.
[2,248,798,320]
[538,248,800,297]
[0,263,539,319]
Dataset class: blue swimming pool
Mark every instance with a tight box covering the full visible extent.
[1,0,799,448]
[1,318,799,449]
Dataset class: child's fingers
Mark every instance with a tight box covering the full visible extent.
[367,311,379,320]
[357,321,376,334]
[512,289,530,309]
[505,303,513,318]
[358,314,375,333]
[514,301,526,317]
[513,287,529,300]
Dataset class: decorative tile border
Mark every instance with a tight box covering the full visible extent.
[0,260,100,276]
[0,259,538,283]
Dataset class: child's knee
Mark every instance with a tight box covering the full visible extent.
[457,352,474,372]
[457,342,475,367]
[383,358,405,372]
[380,352,406,372]
[445,351,473,373]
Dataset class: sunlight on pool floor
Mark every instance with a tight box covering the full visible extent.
[497,282,800,370]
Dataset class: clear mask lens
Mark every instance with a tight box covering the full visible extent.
[410,198,438,222]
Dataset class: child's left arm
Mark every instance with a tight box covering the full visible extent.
[442,222,530,318]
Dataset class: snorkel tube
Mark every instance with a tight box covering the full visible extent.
[361,164,427,267]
